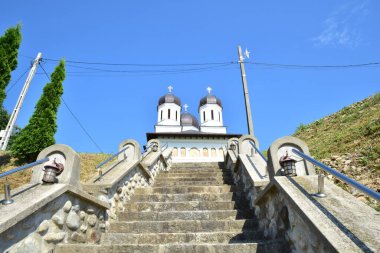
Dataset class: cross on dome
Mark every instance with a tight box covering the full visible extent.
[207,86,212,94]
[168,85,173,93]
[183,104,189,112]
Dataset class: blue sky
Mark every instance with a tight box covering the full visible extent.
[1,0,379,154]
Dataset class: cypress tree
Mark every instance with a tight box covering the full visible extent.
[10,60,65,163]
[0,24,22,128]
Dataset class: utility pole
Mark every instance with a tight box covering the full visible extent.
[237,45,254,136]
[0,52,42,150]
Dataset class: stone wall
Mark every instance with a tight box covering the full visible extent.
[2,188,107,253]
[254,184,335,253]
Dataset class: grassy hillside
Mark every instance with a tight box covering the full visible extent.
[294,93,380,209]
[0,152,109,194]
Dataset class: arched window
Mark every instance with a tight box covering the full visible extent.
[168,109,171,119]
[218,112,221,122]
[218,148,224,157]
[203,111,206,122]
[190,148,200,157]
[172,148,178,157]
[180,147,186,157]
[211,148,217,157]
[211,110,214,120]
[203,148,209,157]
[160,110,163,121]
[176,111,178,121]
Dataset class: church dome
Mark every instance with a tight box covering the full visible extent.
[181,112,199,128]
[158,93,181,107]
[199,94,222,108]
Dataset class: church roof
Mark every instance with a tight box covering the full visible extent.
[180,112,199,128]
[158,93,181,107]
[146,132,241,141]
[199,94,222,109]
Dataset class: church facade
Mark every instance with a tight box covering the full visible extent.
[147,86,241,163]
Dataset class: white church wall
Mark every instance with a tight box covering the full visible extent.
[199,104,223,126]
[158,137,227,163]
[157,103,181,126]
[200,126,227,134]
[155,125,182,133]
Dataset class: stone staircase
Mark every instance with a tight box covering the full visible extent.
[58,162,289,253]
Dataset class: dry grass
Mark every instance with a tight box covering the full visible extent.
[294,93,380,210]
[0,152,110,194]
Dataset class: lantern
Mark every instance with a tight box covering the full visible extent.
[42,158,64,183]
[280,151,297,176]
[152,143,158,152]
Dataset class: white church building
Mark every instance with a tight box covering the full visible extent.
[147,86,241,163]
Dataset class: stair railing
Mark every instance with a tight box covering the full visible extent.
[291,149,380,201]
[141,142,158,158]
[96,146,129,178]
[0,157,50,205]
[161,143,168,152]
[249,141,267,162]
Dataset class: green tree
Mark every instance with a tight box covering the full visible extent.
[10,60,65,163]
[0,24,22,129]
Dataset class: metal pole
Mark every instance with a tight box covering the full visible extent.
[237,46,254,136]
[316,174,326,198]
[0,52,42,150]
[2,178,14,205]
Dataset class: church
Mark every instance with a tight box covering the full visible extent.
[146,86,241,163]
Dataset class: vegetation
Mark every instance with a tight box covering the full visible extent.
[0,24,22,129]
[0,152,110,194]
[10,60,65,163]
[294,93,380,210]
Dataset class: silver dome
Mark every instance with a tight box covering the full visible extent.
[199,94,222,109]
[158,93,181,107]
[180,112,199,128]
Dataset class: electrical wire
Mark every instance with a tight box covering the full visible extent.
[247,61,380,69]
[43,57,235,67]
[38,63,104,153]
[41,56,380,69]
[6,67,30,93]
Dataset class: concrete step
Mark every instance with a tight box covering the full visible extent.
[155,176,231,182]
[57,240,290,253]
[124,201,236,212]
[130,192,239,202]
[135,185,241,194]
[166,168,229,173]
[158,172,232,178]
[153,181,230,187]
[102,231,261,244]
[109,219,257,233]
[119,210,254,221]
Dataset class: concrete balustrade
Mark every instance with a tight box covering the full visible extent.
[0,140,173,253]
[0,144,109,253]
[225,135,380,253]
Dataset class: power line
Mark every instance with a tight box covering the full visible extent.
[247,61,380,69]
[41,56,380,69]
[43,57,235,67]
[6,67,30,93]
[39,63,104,153]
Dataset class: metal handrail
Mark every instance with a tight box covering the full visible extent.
[292,149,380,201]
[161,143,168,151]
[0,157,50,179]
[249,141,267,162]
[142,143,154,154]
[141,142,159,158]
[96,146,129,169]
[1,157,50,205]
